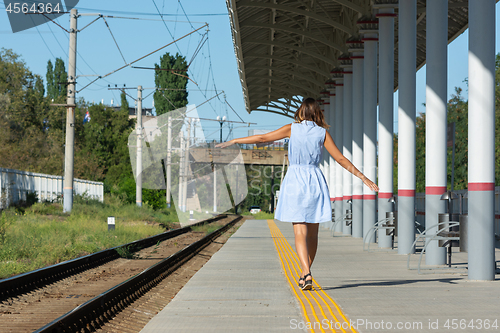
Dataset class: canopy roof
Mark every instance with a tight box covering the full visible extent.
[226,0,480,118]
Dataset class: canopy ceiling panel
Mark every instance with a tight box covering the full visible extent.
[226,0,493,118]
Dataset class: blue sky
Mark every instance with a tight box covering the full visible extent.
[1,1,499,140]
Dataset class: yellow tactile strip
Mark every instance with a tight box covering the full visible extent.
[267,219,357,333]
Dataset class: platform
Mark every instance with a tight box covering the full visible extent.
[141,220,500,332]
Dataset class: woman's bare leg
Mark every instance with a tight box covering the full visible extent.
[306,223,319,268]
[293,223,319,282]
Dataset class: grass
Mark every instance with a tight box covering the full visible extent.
[241,211,275,220]
[0,194,179,279]
[190,223,222,235]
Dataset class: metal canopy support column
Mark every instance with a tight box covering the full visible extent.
[318,99,326,177]
[375,6,396,248]
[425,0,447,265]
[322,93,332,229]
[361,29,378,243]
[332,73,344,234]
[322,94,331,190]
[341,59,353,236]
[350,43,364,239]
[398,0,416,255]
[329,90,336,222]
[468,0,496,281]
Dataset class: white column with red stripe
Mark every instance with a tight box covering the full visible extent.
[340,57,353,235]
[331,70,344,234]
[321,91,331,197]
[468,0,496,281]
[397,0,416,255]
[327,83,337,228]
[318,99,325,176]
[425,0,447,265]
[375,5,396,248]
[360,21,378,243]
[349,40,364,239]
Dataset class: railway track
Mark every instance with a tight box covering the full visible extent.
[0,214,242,333]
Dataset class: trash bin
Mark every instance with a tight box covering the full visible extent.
[459,214,468,253]
[385,211,398,236]
[345,209,352,226]
[438,213,460,247]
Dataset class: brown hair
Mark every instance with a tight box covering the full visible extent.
[293,97,330,129]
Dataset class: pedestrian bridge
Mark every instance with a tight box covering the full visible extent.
[190,147,286,166]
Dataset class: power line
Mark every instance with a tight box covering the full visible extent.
[102,17,127,65]
[178,0,202,35]
[0,1,228,16]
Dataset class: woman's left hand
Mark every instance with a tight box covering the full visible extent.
[362,177,379,192]
[215,140,235,148]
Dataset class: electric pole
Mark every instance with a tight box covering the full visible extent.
[63,8,78,213]
[166,116,172,208]
[136,85,143,207]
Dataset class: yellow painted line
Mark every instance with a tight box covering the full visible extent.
[275,227,347,333]
[277,225,355,332]
[268,220,323,333]
[267,220,358,333]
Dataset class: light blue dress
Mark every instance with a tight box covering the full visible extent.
[274,120,332,223]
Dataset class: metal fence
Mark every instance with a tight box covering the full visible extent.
[0,167,104,209]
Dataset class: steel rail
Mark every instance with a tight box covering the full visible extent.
[34,215,242,333]
[0,214,227,300]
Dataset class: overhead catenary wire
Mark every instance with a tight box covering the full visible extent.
[102,17,127,65]
[78,15,101,32]
[23,4,246,129]
[150,0,222,117]
[77,23,208,93]
[39,14,110,89]
[178,0,202,34]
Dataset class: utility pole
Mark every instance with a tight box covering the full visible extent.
[182,119,191,212]
[63,9,78,213]
[181,132,185,212]
[166,116,172,208]
[136,85,143,207]
[213,162,217,213]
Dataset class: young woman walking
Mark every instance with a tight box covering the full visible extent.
[216,98,379,290]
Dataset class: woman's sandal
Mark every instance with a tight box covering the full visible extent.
[298,276,305,289]
[301,273,312,291]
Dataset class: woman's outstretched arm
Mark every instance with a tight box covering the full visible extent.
[215,124,292,148]
[324,131,379,192]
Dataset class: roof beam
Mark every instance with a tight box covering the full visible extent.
[245,74,319,96]
[245,65,325,87]
[250,91,303,105]
[240,21,347,53]
[242,39,337,67]
[237,0,355,36]
[245,54,330,77]
[332,0,365,15]
[248,85,304,101]
[253,108,295,118]
[254,100,299,114]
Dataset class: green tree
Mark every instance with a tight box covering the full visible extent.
[446,87,468,190]
[0,48,52,172]
[46,59,54,100]
[120,90,129,112]
[80,102,134,181]
[45,57,67,101]
[415,113,425,193]
[153,52,188,116]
